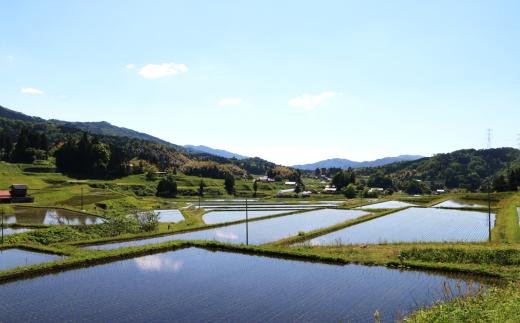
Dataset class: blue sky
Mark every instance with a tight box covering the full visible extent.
[1,0,520,166]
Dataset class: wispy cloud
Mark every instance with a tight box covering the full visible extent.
[247,105,253,109]
[21,88,44,95]
[61,95,66,98]
[137,62,189,78]
[7,56,13,60]
[126,64,135,69]
[218,98,242,106]
[289,92,336,109]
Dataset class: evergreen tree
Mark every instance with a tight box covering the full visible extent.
[199,179,206,197]
[10,127,30,163]
[509,170,518,191]
[224,173,235,195]
[156,175,178,197]
[40,133,48,152]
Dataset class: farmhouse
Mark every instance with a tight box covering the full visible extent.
[0,184,34,204]
[324,185,337,193]
[284,182,297,186]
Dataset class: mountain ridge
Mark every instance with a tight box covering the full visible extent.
[291,155,425,170]
[183,145,248,160]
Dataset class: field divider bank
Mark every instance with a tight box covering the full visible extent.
[425,196,452,207]
[492,193,520,243]
[1,239,515,285]
[71,207,326,248]
[270,206,412,247]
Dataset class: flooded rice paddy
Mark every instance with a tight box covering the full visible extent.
[202,210,289,224]
[0,248,65,271]
[1,227,35,236]
[435,199,495,208]
[5,208,103,225]
[84,209,369,250]
[149,209,185,223]
[296,208,496,246]
[355,200,416,209]
[0,247,502,322]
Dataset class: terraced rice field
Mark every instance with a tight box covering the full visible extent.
[0,248,501,322]
[356,201,416,209]
[296,208,496,246]
[0,248,65,271]
[84,209,369,250]
[5,208,103,225]
[202,210,289,224]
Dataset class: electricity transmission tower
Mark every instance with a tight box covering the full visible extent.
[487,129,492,149]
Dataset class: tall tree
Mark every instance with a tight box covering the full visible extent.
[253,180,258,197]
[224,173,235,195]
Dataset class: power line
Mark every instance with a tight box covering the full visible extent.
[487,129,492,149]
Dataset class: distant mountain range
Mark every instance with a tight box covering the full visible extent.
[291,155,425,170]
[183,145,248,160]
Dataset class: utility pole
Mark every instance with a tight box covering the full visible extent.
[487,129,492,149]
[246,198,248,246]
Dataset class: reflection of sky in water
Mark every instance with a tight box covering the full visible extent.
[151,210,185,223]
[203,210,287,224]
[297,208,496,246]
[0,248,503,322]
[1,228,35,235]
[355,201,415,209]
[6,208,103,225]
[84,209,369,250]
[435,200,488,208]
[134,255,183,272]
[0,248,64,271]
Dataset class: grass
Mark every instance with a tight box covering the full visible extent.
[492,193,520,243]
[403,282,520,322]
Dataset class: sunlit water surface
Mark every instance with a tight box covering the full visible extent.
[0,248,503,322]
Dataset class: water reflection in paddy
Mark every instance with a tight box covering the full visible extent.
[1,227,35,236]
[0,248,64,271]
[435,199,495,208]
[203,210,288,224]
[84,209,369,250]
[297,208,495,246]
[0,247,503,322]
[6,208,103,225]
[138,209,185,223]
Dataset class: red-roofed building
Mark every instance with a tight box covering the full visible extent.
[0,184,34,204]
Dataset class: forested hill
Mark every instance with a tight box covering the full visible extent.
[355,148,520,190]
[0,105,279,177]
[0,105,184,150]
